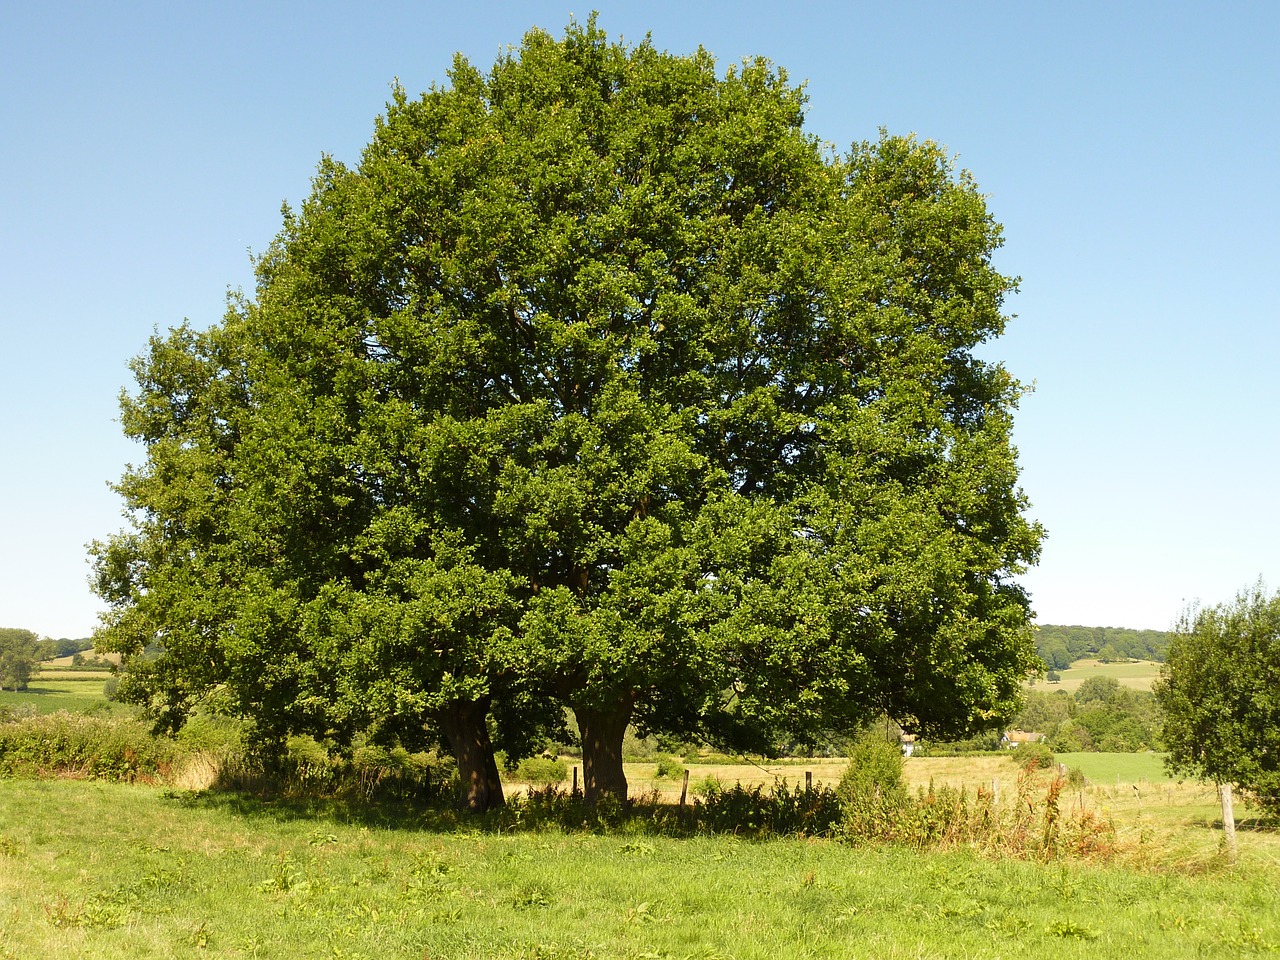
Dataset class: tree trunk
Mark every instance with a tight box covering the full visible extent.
[437,698,504,813]
[576,699,634,805]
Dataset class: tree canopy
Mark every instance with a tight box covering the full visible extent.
[93,18,1042,810]
[1034,624,1171,670]
[0,628,47,692]
[1154,583,1280,813]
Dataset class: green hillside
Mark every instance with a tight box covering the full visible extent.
[1034,624,1171,670]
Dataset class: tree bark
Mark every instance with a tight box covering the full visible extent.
[437,698,504,813]
[576,699,634,805]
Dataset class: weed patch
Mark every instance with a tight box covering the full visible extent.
[843,764,1117,862]
[0,711,176,782]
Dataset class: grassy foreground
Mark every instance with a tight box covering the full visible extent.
[2,779,1278,960]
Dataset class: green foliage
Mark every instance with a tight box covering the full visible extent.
[693,780,844,837]
[1013,684,1162,754]
[653,755,685,780]
[1034,624,1170,669]
[513,755,569,787]
[836,731,907,805]
[1011,739,1054,772]
[1076,675,1122,703]
[0,628,42,692]
[0,711,177,782]
[92,17,1042,807]
[1155,583,1280,814]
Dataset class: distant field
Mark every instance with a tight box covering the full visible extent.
[31,669,115,681]
[1055,751,1172,785]
[1028,658,1161,692]
[606,753,1171,802]
[0,678,112,715]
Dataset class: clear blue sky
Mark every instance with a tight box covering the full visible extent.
[2,1,1277,639]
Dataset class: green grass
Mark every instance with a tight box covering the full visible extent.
[0,679,115,715]
[1056,752,1173,785]
[1029,659,1161,693]
[1,779,1277,959]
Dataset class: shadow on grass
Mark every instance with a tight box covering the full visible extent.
[157,785,706,838]
[0,686,61,696]
[1230,815,1280,833]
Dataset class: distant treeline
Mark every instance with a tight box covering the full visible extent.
[1034,625,1170,670]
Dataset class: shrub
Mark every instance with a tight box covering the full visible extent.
[351,743,456,801]
[0,711,176,782]
[514,755,569,787]
[1011,739,1054,771]
[836,731,907,806]
[694,780,843,837]
[691,774,723,799]
[654,755,685,780]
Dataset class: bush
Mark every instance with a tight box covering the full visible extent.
[351,743,456,801]
[695,780,843,837]
[1011,739,1055,772]
[513,755,568,787]
[0,711,177,782]
[836,731,907,806]
[654,755,686,780]
[691,774,723,799]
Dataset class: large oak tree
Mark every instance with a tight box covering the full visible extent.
[94,19,1042,810]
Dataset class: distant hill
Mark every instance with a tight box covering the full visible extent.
[1033,624,1171,670]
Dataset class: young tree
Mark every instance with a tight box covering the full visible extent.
[94,18,1042,808]
[1155,583,1280,813]
[0,628,43,692]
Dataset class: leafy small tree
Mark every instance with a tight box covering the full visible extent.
[1154,583,1280,813]
[0,628,43,692]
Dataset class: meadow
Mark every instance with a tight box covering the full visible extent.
[1027,659,1162,693]
[2,775,1278,960]
[4,676,1279,958]
[0,677,117,715]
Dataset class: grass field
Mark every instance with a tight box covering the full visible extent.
[1,778,1277,960]
[1054,751,1171,785]
[0,678,117,715]
[592,753,1173,804]
[6,678,1279,958]
[1026,658,1162,693]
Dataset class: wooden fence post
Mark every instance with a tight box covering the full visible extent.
[1220,782,1237,863]
[572,766,579,798]
[679,769,690,810]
